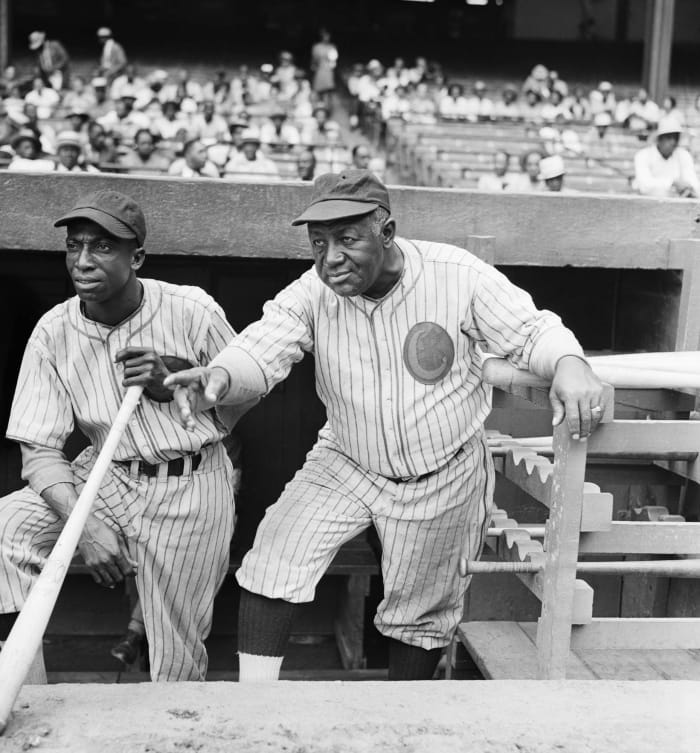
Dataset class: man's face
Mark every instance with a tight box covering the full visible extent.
[297,151,315,180]
[657,133,679,159]
[352,147,371,170]
[494,152,508,177]
[241,141,258,160]
[308,214,388,298]
[525,152,541,178]
[136,132,155,158]
[203,101,215,119]
[545,176,563,192]
[58,145,80,169]
[89,124,105,147]
[65,220,139,305]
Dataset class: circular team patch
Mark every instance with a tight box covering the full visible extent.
[403,322,455,384]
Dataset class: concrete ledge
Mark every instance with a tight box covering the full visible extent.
[4,680,699,752]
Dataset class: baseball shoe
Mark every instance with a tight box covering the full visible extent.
[110,629,143,667]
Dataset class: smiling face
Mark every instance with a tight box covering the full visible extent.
[64,220,142,310]
[308,213,398,298]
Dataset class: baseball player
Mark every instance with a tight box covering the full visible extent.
[0,189,251,681]
[166,169,605,682]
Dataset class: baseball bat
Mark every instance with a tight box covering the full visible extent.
[460,558,700,578]
[0,385,143,735]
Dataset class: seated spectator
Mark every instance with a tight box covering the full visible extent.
[110,64,147,102]
[439,83,469,121]
[84,120,118,168]
[119,128,171,174]
[465,80,494,122]
[64,107,90,143]
[24,76,60,120]
[54,130,99,172]
[3,84,26,123]
[634,115,699,198]
[191,100,229,145]
[408,56,428,85]
[539,154,566,192]
[386,57,411,91]
[566,86,591,121]
[19,102,55,153]
[590,81,616,116]
[0,63,20,98]
[520,89,543,123]
[548,70,568,98]
[302,104,340,145]
[260,109,300,151]
[381,85,411,122]
[507,149,544,192]
[540,89,570,123]
[152,99,186,141]
[169,138,220,178]
[224,130,280,182]
[494,84,521,121]
[313,121,349,173]
[7,129,55,171]
[296,147,316,181]
[162,68,203,105]
[522,64,550,100]
[135,69,169,111]
[203,69,231,108]
[408,82,437,125]
[661,95,685,128]
[90,77,113,119]
[0,101,19,145]
[477,150,515,191]
[98,90,150,145]
[351,143,371,170]
[62,75,96,114]
[626,88,660,134]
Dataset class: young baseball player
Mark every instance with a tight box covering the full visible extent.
[166,169,606,681]
[0,189,251,681]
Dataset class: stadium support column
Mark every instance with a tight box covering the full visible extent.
[0,0,9,72]
[642,0,675,103]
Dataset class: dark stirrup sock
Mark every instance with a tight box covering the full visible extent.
[237,588,299,656]
[0,612,19,641]
[387,638,442,680]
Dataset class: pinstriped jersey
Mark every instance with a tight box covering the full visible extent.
[224,238,581,479]
[7,278,236,464]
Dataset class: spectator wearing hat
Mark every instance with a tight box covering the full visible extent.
[634,115,699,198]
[29,30,70,91]
[539,155,566,192]
[590,81,616,117]
[260,109,300,152]
[54,130,99,173]
[7,129,55,172]
[97,27,127,84]
[224,130,280,182]
[24,76,60,120]
[191,100,229,145]
[119,128,171,175]
[168,138,219,178]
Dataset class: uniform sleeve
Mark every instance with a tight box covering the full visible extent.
[209,273,316,395]
[463,262,585,378]
[20,443,73,495]
[196,300,237,366]
[6,342,75,450]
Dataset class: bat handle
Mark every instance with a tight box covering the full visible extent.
[0,386,143,735]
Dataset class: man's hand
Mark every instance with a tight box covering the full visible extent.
[163,366,230,431]
[78,516,135,588]
[549,356,605,441]
[672,179,697,199]
[115,347,171,401]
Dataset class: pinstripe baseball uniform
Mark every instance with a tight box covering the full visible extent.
[220,238,584,648]
[0,278,238,680]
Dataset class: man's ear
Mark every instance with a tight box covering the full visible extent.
[382,218,396,247]
[132,246,145,270]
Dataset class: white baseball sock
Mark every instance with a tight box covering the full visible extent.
[238,652,283,682]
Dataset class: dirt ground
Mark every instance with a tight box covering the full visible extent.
[1,680,698,753]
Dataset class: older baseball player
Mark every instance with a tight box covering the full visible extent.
[166,169,605,682]
[0,189,249,682]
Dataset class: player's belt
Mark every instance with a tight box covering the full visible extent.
[116,452,202,478]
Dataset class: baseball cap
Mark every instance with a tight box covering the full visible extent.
[539,155,565,180]
[657,114,683,137]
[28,31,46,50]
[54,190,147,246]
[291,169,391,226]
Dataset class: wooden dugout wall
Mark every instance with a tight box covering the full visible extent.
[1,172,699,666]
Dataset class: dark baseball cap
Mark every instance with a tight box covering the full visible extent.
[291,169,391,226]
[54,189,147,246]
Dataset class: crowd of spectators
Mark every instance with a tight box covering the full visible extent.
[0,27,385,182]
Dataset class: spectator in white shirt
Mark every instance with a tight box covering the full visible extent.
[494,85,521,121]
[259,110,300,151]
[7,129,55,171]
[24,76,60,120]
[634,115,699,198]
[477,150,515,191]
[465,80,494,122]
[224,130,280,182]
[168,138,220,178]
[191,100,229,145]
[439,83,469,121]
[54,130,99,173]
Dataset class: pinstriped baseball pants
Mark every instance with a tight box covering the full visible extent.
[0,442,235,681]
[237,431,494,650]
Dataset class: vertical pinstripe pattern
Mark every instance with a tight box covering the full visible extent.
[225,238,571,478]
[237,432,492,648]
[0,443,234,681]
[1,279,238,680]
